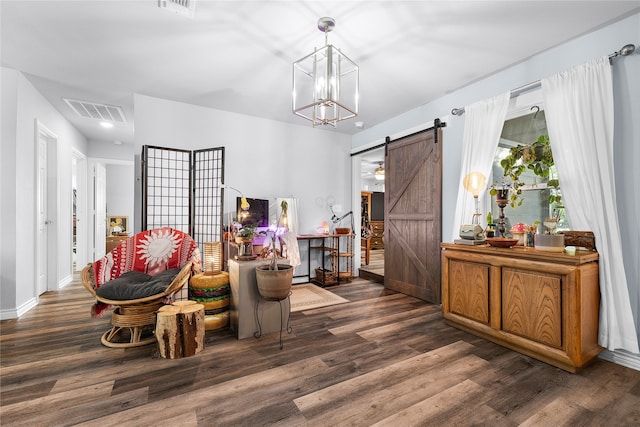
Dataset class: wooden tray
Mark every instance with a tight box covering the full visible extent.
[486,238,518,248]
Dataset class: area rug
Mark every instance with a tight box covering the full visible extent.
[290,283,349,312]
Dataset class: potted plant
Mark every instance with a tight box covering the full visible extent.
[494,135,561,208]
[255,229,293,300]
[485,212,496,237]
[235,224,258,242]
[235,224,263,258]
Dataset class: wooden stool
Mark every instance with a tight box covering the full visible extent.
[156,301,205,359]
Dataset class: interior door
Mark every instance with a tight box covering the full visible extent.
[384,126,443,303]
[37,132,48,295]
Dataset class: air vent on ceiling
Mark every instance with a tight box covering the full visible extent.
[63,98,127,123]
[158,0,196,18]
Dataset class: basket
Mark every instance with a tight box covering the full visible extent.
[335,227,351,235]
[338,271,353,282]
[315,268,337,285]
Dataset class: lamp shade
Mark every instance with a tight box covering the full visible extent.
[203,241,222,275]
[462,171,487,196]
[240,197,250,211]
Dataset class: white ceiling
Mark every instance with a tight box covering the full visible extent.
[2,0,638,157]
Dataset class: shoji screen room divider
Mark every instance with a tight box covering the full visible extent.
[141,145,225,250]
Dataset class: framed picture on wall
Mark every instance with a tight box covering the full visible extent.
[108,216,128,235]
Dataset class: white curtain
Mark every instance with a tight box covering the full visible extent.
[542,57,639,353]
[451,92,510,241]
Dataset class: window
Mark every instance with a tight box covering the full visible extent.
[490,107,568,232]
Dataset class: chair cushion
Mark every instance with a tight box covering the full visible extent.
[96,269,181,301]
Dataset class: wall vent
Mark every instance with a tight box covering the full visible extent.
[63,98,127,123]
[158,0,196,18]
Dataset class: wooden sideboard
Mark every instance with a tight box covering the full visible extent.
[441,243,602,373]
[370,220,384,249]
[106,235,129,253]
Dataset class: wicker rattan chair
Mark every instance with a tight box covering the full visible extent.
[81,228,201,348]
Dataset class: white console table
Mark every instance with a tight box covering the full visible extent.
[228,259,291,340]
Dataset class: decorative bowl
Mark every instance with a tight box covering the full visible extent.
[486,237,519,248]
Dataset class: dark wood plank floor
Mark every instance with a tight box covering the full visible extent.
[2,274,640,426]
[359,248,384,283]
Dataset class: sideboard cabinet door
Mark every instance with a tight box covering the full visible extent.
[449,260,490,324]
[502,268,562,348]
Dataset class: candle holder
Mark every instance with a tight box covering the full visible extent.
[495,189,509,237]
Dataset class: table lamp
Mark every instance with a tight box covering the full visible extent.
[463,171,487,225]
[203,241,223,275]
[457,171,487,244]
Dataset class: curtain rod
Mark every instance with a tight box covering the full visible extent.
[450,43,636,116]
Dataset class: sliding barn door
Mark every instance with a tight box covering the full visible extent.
[384,127,442,303]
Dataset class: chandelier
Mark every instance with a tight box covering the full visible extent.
[293,17,359,127]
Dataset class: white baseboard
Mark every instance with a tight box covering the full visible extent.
[58,274,73,289]
[1,275,74,320]
[16,297,38,318]
[0,307,18,320]
[599,349,640,371]
[0,298,37,320]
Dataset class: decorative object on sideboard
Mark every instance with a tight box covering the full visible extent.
[489,182,510,237]
[510,222,527,246]
[534,233,565,252]
[486,237,519,248]
[455,171,487,245]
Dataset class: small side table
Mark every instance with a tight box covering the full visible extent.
[228,259,290,339]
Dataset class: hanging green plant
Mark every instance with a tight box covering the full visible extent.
[490,135,561,208]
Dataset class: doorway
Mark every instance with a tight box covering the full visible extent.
[71,150,88,271]
[36,120,58,295]
[356,147,385,281]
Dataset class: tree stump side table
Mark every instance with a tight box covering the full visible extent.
[156,301,205,359]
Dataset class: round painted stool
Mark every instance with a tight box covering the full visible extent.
[189,272,230,331]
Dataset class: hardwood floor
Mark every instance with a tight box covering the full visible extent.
[2,274,640,426]
[359,248,384,283]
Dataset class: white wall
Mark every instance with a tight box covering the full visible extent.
[88,139,135,161]
[351,13,640,360]
[134,94,353,235]
[87,140,136,239]
[105,163,135,233]
[1,67,88,318]
[1,68,19,314]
